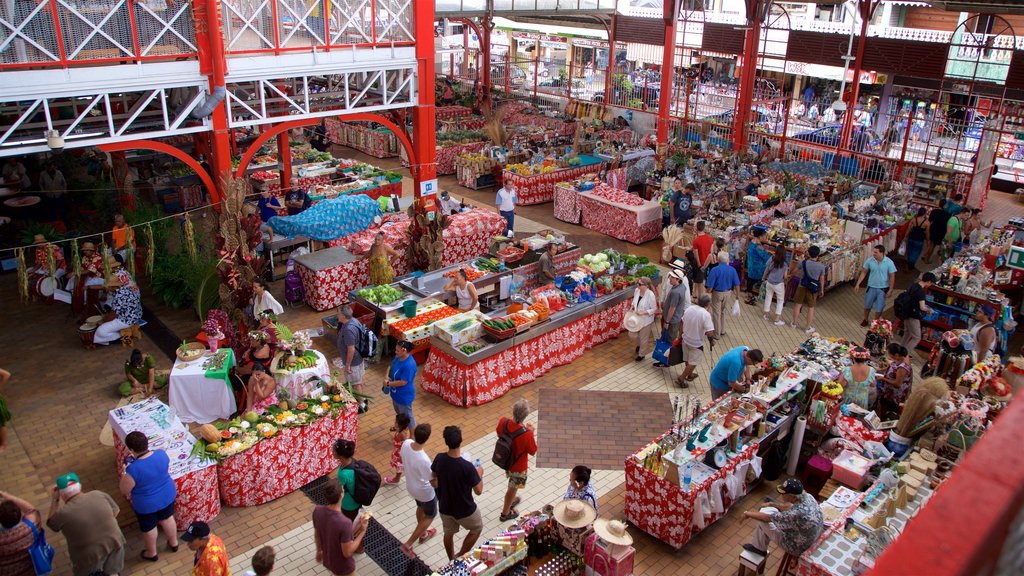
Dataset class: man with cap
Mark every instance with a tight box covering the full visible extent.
[384,340,418,427]
[46,472,126,576]
[439,190,461,216]
[741,478,823,558]
[654,267,690,368]
[94,275,143,345]
[183,521,230,576]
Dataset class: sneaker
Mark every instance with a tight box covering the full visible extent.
[773,320,786,326]
[384,476,400,485]
[805,327,816,334]
[790,323,797,329]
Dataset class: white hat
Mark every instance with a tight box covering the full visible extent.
[593,519,633,546]
[552,499,597,529]
[670,269,686,282]
[623,312,643,333]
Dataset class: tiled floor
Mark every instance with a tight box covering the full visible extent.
[1,146,1020,576]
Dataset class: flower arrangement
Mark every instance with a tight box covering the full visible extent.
[821,381,844,398]
[290,331,313,353]
[868,319,893,337]
[959,397,988,424]
[201,318,224,339]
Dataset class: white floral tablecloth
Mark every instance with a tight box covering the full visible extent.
[272,350,331,399]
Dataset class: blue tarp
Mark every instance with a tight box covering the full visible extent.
[268,195,383,241]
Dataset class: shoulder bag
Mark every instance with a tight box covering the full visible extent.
[24,519,55,576]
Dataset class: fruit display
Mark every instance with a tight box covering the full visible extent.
[482,317,516,331]
[527,300,550,321]
[390,306,460,334]
[358,284,405,306]
[275,350,320,372]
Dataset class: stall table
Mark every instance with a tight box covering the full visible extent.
[555,183,663,244]
[403,141,487,176]
[109,398,220,526]
[293,246,366,311]
[436,105,472,121]
[217,405,358,507]
[502,156,605,205]
[272,350,332,399]
[169,349,237,424]
[507,245,581,293]
[324,120,400,158]
[421,289,633,406]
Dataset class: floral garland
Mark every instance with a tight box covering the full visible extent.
[821,381,844,397]
[869,318,893,337]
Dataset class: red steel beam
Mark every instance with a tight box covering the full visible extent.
[656,0,678,145]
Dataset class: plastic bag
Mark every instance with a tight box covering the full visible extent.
[731,299,741,317]
[897,240,907,257]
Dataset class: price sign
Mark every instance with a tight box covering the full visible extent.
[1008,245,1024,271]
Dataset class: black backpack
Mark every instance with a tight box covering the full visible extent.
[893,290,913,320]
[356,322,379,360]
[345,459,382,506]
[492,420,528,470]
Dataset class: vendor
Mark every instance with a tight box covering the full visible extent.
[94,275,142,346]
[741,478,823,558]
[243,364,278,415]
[876,343,911,418]
[284,178,311,216]
[837,346,876,410]
[530,147,546,166]
[443,269,479,312]
[970,305,998,362]
[562,465,598,513]
[251,279,284,320]
[439,190,461,216]
[120,348,167,397]
[709,347,763,400]
[235,330,274,379]
[367,232,400,286]
[538,242,559,284]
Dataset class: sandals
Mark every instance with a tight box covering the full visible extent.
[169,543,179,553]
[418,528,437,544]
[499,510,518,522]
[384,476,401,485]
[512,496,521,508]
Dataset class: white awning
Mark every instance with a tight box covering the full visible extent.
[626,43,667,66]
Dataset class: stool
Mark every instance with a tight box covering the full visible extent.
[775,552,798,576]
[119,324,142,347]
[738,548,768,576]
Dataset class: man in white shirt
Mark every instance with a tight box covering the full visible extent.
[678,294,716,387]
[2,157,31,189]
[400,423,438,557]
[439,191,461,216]
[496,184,517,237]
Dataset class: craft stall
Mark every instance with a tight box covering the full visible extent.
[502,155,605,205]
[554,181,663,244]
[109,398,220,526]
[324,119,402,158]
[402,135,489,176]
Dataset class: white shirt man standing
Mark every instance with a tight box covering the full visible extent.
[400,423,438,557]
[678,294,717,387]
[496,184,517,237]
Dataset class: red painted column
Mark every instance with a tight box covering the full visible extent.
[410,0,437,197]
[278,132,291,189]
[481,19,493,108]
[732,0,762,153]
[604,15,616,105]
[839,0,878,150]
[655,0,677,145]
[193,0,230,208]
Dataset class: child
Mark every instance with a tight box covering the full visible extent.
[385,412,411,485]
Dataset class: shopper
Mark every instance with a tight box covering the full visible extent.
[685,248,706,299]
[497,399,538,522]
[656,269,691,367]
[0,491,41,576]
[743,229,771,305]
[431,425,484,560]
[905,207,928,269]
[400,423,438,557]
[630,277,658,362]
[709,347,763,400]
[496,182,517,236]
[923,200,949,263]
[242,546,275,576]
[385,412,411,485]
[383,340,418,428]
[898,272,935,352]
[182,521,230,576]
[762,244,788,325]
[562,465,598,514]
[705,251,741,337]
[741,478,823,558]
[119,431,179,562]
[678,294,716,387]
[312,481,367,576]
[791,245,825,333]
[691,221,716,272]
[669,181,694,227]
[257,189,283,223]
[837,347,876,410]
[46,473,126,576]
[335,305,368,411]
[970,305,999,362]
[853,245,897,327]
[331,439,363,521]
[876,343,912,418]
[946,210,964,253]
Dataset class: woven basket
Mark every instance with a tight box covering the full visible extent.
[176,342,206,362]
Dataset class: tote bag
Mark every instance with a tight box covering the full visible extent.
[25,519,55,576]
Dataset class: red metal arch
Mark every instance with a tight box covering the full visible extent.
[234,113,419,179]
[99,139,221,210]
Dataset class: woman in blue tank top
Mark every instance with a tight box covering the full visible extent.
[120,431,179,562]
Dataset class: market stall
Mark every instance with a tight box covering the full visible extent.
[271,349,331,399]
[402,138,488,176]
[108,398,220,526]
[502,155,605,205]
[324,119,401,158]
[554,182,663,244]
[455,153,502,190]
[168,348,237,424]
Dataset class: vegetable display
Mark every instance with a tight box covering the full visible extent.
[474,258,501,273]
[358,284,404,305]
[443,267,485,281]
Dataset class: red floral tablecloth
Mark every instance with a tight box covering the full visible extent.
[502,163,605,205]
[436,106,472,121]
[217,405,358,507]
[624,442,759,549]
[553,183,582,224]
[597,128,635,144]
[421,300,629,406]
[403,141,488,175]
[114,437,221,526]
[511,247,581,292]
[577,191,662,245]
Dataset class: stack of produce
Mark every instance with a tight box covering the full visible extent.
[357,284,405,306]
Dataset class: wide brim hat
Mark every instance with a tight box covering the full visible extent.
[593,519,633,546]
[623,312,643,333]
[553,499,597,529]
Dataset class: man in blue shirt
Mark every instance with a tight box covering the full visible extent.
[709,346,764,400]
[384,340,418,427]
[853,244,897,327]
[705,251,741,337]
[669,180,694,227]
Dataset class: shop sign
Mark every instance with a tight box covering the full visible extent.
[419,179,438,197]
[572,38,607,48]
[1008,245,1024,271]
[785,61,807,75]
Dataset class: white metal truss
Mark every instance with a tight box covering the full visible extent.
[225,64,417,128]
[0,83,210,157]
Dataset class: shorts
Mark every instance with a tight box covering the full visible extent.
[441,508,483,535]
[864,287,887,313]
[506,471,528,489]
[415,497,438,518]
[684,344,704,366]
[334,359,366,385]
[136,502,175,532]
[794,285,817,307]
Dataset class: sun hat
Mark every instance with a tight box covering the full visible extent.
[777,478,804,495]
[552,499,597,529]
[670,269,686,282]
[55,472,80,490]
[622,311,643,333]
[593,519,633,546]
[180,521,211,542]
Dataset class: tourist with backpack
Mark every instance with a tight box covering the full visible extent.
[335,306,369,413]
[494,399,538,522]
[431,426,484,560]
[790,245,825,334]
[383,340,417,428]
[332,439,381,526]
[895,272,935,352]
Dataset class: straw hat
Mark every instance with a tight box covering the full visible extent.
[593,519,633,546]
[622,312,643,333]
[81,242,96,251]
[552,499,597,529]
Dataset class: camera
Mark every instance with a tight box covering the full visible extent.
[46,130,64,152]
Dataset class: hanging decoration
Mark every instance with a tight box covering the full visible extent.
[71,240,81,279]
[124,227,136,276]
[214,177,267,324]
[145,223,156,277]
[15,248,27,302]
[101,233,111,279]
[47,244,56,282]
[184,213,198,263]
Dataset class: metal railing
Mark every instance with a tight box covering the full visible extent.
[1,0,197,68]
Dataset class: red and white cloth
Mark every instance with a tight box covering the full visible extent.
[512,247,581,293]
[553,184,582,224]
[577,189,662,245]
[436,106,472,121]
[217,405,358,507]
[437,142,487,175]
[624,442,759,549]
[421,300,629,406]
[324,120,399,158]
[503,164,605,205]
